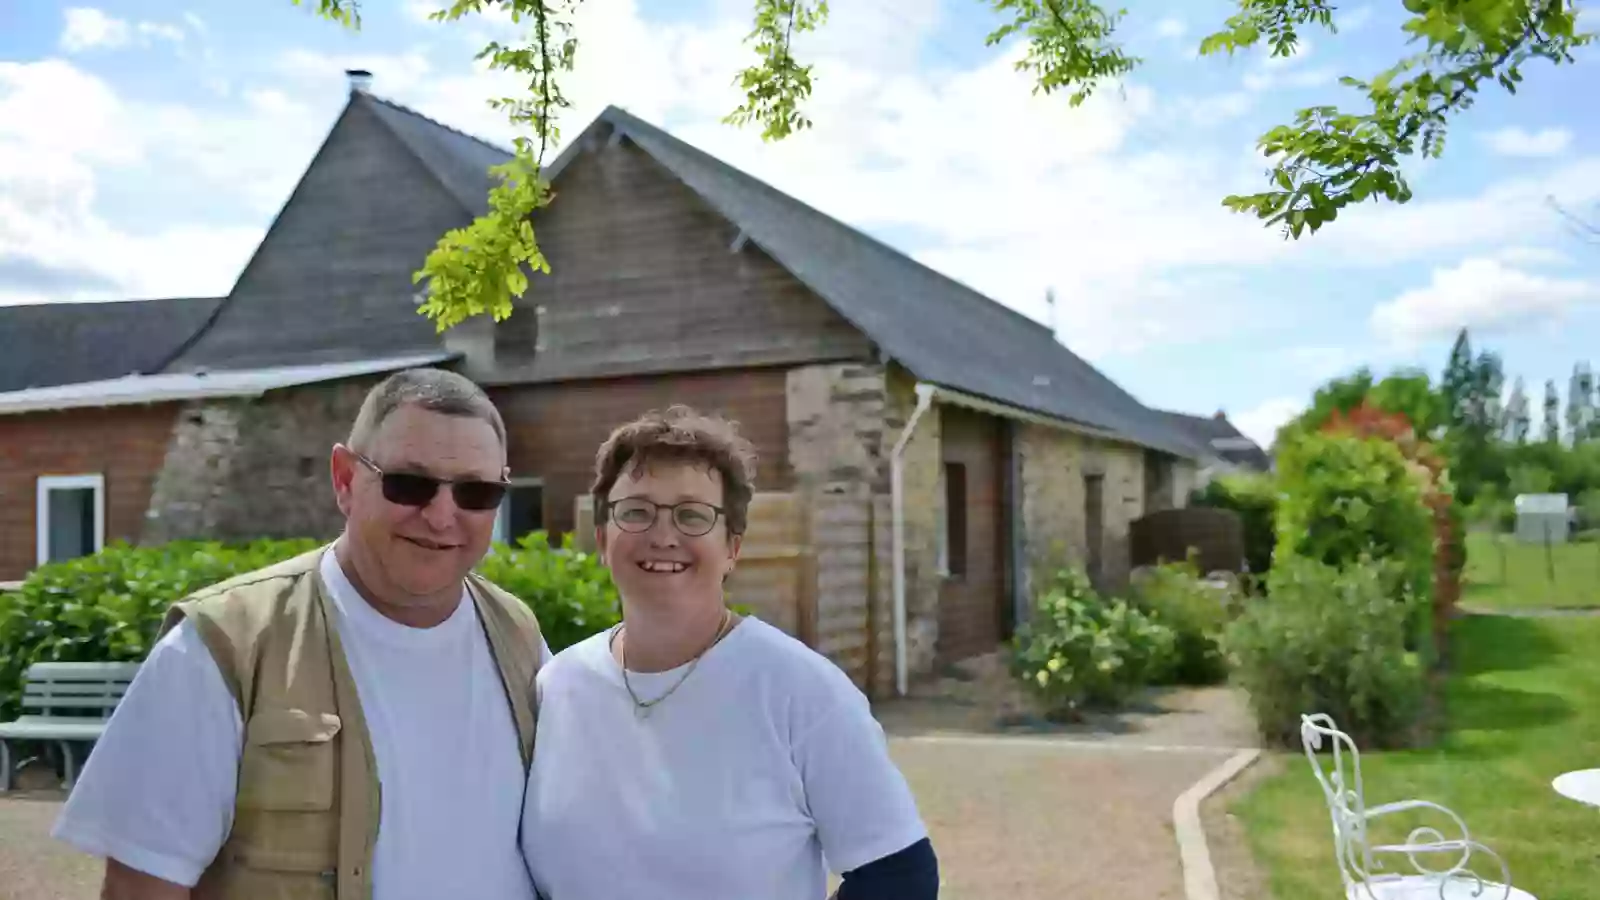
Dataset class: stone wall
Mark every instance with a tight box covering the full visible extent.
[785,362,898,694]
[1015,425,1148,599]
[144,380,376,544]
[880,369,942,693]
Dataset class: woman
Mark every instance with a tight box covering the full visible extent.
[521,405,939,899]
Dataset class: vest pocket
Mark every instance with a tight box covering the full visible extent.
[237,708,341,812]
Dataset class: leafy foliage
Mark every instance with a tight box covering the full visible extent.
[725,0,830,140]
[1128,561,1238,686]
[1010,567,1177,719]
[474,531,620,653]
[1191,472,1279,579]
[295,0,1595,333]
[1274,429,1435,610]
[1224,556,1425,749]
[0,535,629,719]
[984,0,1139,107]
[0,539,320,721]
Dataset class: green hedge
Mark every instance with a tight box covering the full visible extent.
[1273,430,1435,663]
[1191,473,1278,580]
[475,531,619,654]
[1128,561,1238,686]
[1,536,623,720]
[0,539,321,721]
[1224,556,1424,749]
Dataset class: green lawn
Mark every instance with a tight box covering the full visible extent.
[1230,613,1600,900]
[1462,530,1600,611]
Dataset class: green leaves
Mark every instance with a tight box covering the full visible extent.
[724,0,830,140]
[293,0,361,28]
[1221,0,1592,238]
[290,0,1594,333]
[414,141,553,331]
[984,0,1139,107]
[0,539,321,721]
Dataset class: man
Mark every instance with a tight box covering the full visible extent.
[53,367,550,900]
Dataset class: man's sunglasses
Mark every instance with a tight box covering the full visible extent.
[354,453,509,512]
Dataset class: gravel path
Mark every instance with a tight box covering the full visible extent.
[892,737,1233,900]
[1,655,1261,900]
[0,789,97,900]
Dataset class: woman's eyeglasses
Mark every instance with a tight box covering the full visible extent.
[605,497,724,537]
[355,454,509,512]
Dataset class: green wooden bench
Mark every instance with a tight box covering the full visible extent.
[0,662,139,791]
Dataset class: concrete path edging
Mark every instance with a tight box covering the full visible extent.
[1173,748,1261,900]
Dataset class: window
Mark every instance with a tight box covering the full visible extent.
[941,462,968,578]
[1084,472,1105,583]
[37,475,105,566]
[493,479,545,546]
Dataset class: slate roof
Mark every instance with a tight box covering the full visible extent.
[0,297,223,393]
[542,106,1208,459]
[362,93,513,217]
[1157,409,1273,471]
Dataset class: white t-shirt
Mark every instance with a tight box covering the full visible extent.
[521,616,927,900]
[53,551,550,900]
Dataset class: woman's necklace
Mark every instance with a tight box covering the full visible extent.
[614,608,735,719]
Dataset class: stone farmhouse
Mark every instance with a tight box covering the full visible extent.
[0,76,1223,696]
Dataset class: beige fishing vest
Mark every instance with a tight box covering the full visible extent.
[156,545,543,900]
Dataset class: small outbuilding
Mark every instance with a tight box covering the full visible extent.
[1514,493,1572,544]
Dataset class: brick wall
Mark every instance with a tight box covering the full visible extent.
[0,404,181,581]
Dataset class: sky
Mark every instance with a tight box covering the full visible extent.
[2,1,1597,448]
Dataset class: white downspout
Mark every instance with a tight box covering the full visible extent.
[890,382,936,697]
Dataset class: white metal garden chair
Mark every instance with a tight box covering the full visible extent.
[1299,713,1537,900]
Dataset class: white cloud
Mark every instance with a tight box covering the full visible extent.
[16,0,1600,364]
[60,8,131,52]
[1497,245,1572,267]
[0,60,298,306]
[59,7,190,54]
[1371,258,1600,344]
[1155,17,1186,39]
[1233,397,1304,449]
[1483,126,1572,158]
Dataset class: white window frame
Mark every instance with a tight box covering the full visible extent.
[493,477,546,545]
[36,474,106,567]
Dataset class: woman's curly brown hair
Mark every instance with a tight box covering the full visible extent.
[591,405,759,536]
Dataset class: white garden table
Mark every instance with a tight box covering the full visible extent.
[1551,769,1600,808]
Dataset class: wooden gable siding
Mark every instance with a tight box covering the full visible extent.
[490,367,794,540]
[0,405,180,581]
[170,100,464,371]
[486,136,875,383]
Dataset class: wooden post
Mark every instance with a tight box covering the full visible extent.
[1545,521,1556,585]
[796,492,818,650]
[865,495,879,697]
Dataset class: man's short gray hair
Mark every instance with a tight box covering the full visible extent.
[348,367,506,454]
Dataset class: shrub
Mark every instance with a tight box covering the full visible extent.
[0,538,320,721]
[1273,429,1436,660]
[1010,567,1177,719]
[1223,556,1424,749]
[1191,473,1278,580]
[475,532,620,653]
[1129,561,1236,685]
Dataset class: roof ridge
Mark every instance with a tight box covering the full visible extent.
[358,91,516,159]
[600,106,1063,343]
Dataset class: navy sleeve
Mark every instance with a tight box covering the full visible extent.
[833,837,939,900]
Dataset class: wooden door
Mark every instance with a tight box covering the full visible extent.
[936,406,1008,664]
